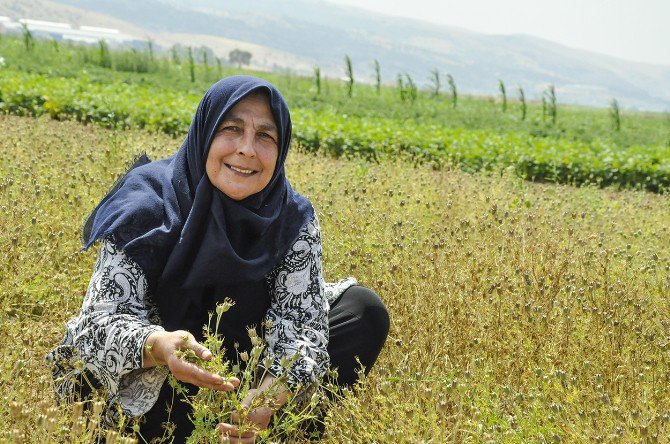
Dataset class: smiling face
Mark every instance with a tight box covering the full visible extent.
[205,92,279,201]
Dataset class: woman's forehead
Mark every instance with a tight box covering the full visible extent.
[220,92,276,126]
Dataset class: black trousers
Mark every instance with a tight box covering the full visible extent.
[139,285,390,442]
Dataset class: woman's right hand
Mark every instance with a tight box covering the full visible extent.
[143,330,240,391]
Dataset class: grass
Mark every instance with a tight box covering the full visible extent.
[1,114,669,442]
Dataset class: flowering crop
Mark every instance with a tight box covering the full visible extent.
[1,115,669,442]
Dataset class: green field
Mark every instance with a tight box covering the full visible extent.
[1,36,669,192]
[1,35,670,443]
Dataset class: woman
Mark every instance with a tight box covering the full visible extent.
[47,75,389,442]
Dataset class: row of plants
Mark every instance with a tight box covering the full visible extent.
[1,69,668,191]
[294,109,670,191]
[2,35,669,150]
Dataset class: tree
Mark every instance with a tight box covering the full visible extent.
[446,73,457,108]
[147,38,154,62]
[344,55,354,98]
[610,98,621,131]
[397,73,406,102]
[21,23,34,52]
[314,66,322,96]
[429,69,440,97]
[517,86,527,121]
[498,79,507,112]
[373,59,381,95]
[188,46,195,82]
[229,49,252,69]
[98,40,112,68]
[202,47,209,80]
[404,73,417,104]
[171,44,181,65]
[545,84,557,125]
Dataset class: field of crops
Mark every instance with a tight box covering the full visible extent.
[1,37,669,192]
[2,114,670,442]
[2,34,670,443]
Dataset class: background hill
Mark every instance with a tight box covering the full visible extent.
[2,0,670,111]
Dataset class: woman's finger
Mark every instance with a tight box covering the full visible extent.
[216,423,257,443]
[185,337,213,361]
[167,355,237,390]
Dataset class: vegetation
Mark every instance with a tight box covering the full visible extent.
[545,84,558,125]
[344,54,354,98]
[0,34,668,192]
[1,115,669,442]
[611,98,622,132]
[1,31,670,443]
[447,73,458,109]
[229,48,252,69]
[499,79,507,113]
[372,59,381,95]
[518,85,528,121]
[188,46,195,83]
[313,65,321,96]
[430,69,441,97]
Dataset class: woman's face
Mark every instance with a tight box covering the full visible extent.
[206,93,279,201]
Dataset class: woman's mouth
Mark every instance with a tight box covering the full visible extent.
[226,164,256,175]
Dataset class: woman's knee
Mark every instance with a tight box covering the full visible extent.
[343,285,390,341]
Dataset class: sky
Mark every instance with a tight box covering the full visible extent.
[327,0,670,67]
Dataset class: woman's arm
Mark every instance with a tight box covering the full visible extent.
[46,239,238,421]
[46,239,168,417]
[217,217,328,440]
[263,215,329,390]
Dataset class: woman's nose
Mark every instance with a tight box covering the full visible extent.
[236,133,256,157]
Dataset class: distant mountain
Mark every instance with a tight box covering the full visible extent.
[6,0,670,111]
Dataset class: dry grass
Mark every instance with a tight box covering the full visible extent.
[1,115,669,442]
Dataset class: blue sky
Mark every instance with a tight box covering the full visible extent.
[327,0,670,66]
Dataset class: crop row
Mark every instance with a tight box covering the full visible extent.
[1,70,668,192]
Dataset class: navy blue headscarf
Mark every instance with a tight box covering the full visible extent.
[82,76,314,335]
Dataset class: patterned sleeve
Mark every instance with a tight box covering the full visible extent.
[263,215,329,392]
[46,239,168,421]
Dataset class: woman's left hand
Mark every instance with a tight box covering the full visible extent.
[216,388,274,443]
[216,375,290,443]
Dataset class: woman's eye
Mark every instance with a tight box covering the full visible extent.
[259,132,276,142]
